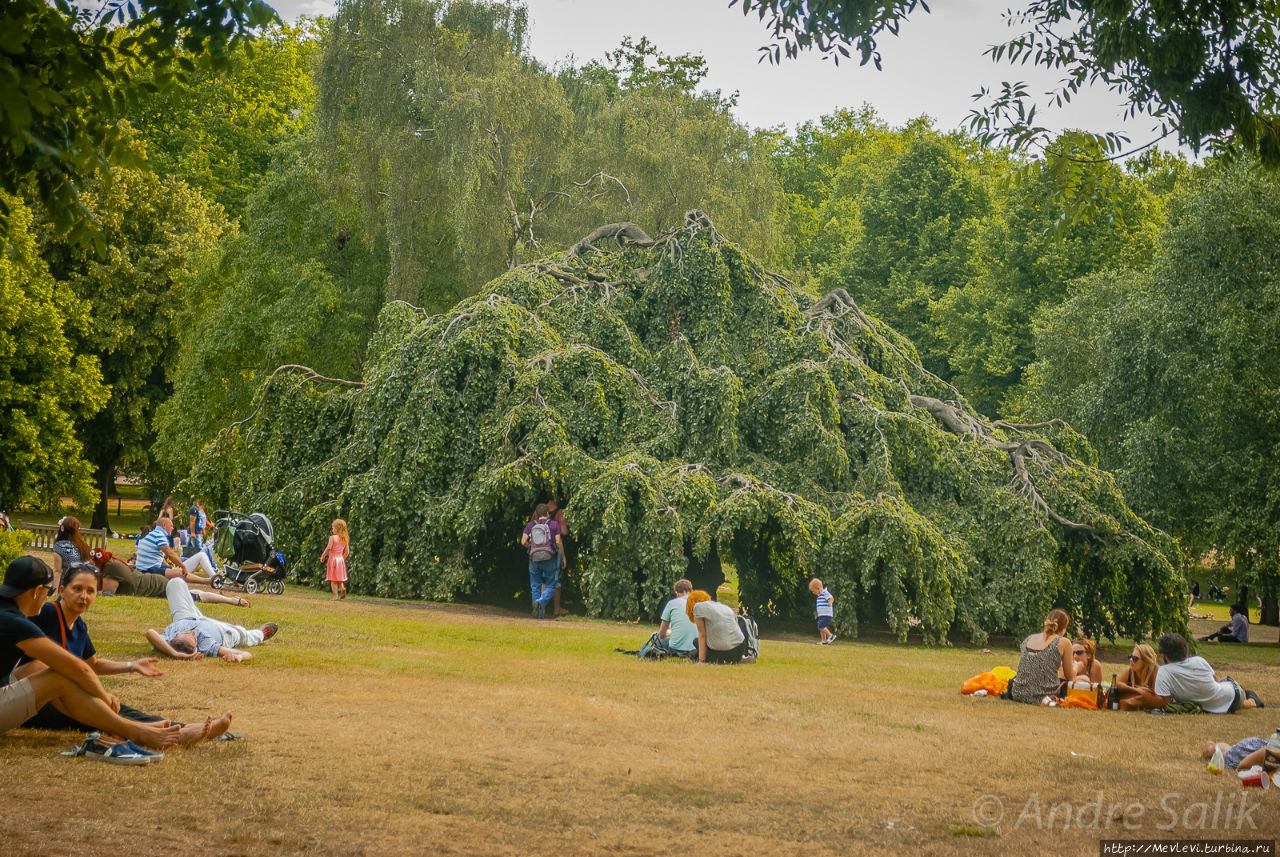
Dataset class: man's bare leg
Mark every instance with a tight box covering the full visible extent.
[205,710,233,741]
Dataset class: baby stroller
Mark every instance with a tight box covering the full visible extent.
[210,510,286,595]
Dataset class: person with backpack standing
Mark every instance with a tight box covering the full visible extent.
[521,503,565,619]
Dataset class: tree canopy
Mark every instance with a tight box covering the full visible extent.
[0,0,276,241]
[37,156,230,526]
[1013,157,1280,614]
[198,213,1185,643]
[0,192,107,510]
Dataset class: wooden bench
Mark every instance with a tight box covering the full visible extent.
[17,522,109,551]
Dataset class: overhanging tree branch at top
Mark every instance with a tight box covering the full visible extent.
[731,0,1280,169]
[0,0,278,243]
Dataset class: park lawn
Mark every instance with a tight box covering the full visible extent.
[2,587,1278,857]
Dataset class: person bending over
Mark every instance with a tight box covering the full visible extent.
[146,577,278,663]
[0,557,179,750]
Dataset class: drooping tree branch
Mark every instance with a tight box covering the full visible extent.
[908,393,1095,534]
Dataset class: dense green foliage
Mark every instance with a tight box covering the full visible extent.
[37,159,229,525]
[0,0,275,241]
[161,0,787,476]
[122,20,323,219]
[773,111,1160,416]
[201,215,1185,643]
[1014,158,1280,605]
[0,193,107,510]
[13,0,1280,632]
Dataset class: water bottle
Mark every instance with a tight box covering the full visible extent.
[1264,727,1280,774]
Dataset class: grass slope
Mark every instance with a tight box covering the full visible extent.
[2,588,1278,857]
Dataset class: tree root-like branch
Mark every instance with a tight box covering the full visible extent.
[225,365,362,433]
[908,393,1096,535]
[717,472,801,508]
[567,222,656,258]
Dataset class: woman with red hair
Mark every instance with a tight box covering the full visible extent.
[685,590,747,664]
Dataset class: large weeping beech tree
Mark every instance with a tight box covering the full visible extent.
[196,213,1185,643]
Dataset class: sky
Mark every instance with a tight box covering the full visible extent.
[274,0,1167,145]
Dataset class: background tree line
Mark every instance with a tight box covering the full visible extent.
[2,0,1277,626]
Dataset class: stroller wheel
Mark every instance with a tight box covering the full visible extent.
[244,578,260,595]
[266,580,284,596]
[211,574,226,590]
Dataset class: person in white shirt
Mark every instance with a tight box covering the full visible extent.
[1150,633,1263,713]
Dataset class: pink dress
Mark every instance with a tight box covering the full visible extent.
[325,535,348,582]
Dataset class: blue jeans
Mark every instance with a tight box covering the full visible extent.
[529,558,559,608]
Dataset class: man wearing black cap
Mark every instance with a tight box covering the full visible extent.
[0,556,180,748]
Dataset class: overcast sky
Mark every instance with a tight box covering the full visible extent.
[275,0,1166,145]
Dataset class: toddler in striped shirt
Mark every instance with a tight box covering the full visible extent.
[809,578,836,644]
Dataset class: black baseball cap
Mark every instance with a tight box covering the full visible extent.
[0,556,55,598]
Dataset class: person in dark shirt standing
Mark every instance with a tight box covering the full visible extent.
[0,557,179,749]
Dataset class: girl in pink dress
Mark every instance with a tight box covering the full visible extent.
[320,519,349,600]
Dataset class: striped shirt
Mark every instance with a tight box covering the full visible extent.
[135,527,171,571]
[815,588,834,617]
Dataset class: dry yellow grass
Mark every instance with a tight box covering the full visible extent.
[2,588,1278,857]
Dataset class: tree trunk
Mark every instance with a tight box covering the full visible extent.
[1261,592,1279,626]
[90,458,114,531]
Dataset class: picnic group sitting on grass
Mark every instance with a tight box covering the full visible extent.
[1005,608,1265,713]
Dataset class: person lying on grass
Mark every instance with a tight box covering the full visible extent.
[1202,737,1273,771]
[145,577,278,663]
[13,562,233,745]
[0,557,180,750]
[1112,644,1160,711]
[89,544,249,606]
[1119,633,1264,712]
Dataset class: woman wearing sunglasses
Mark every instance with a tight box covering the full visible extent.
[1068,638,1104,685]
[1110,643,1160,710]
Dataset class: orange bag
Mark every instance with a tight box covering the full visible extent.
[961,671,1009,696]
[1060,693,1098,710]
